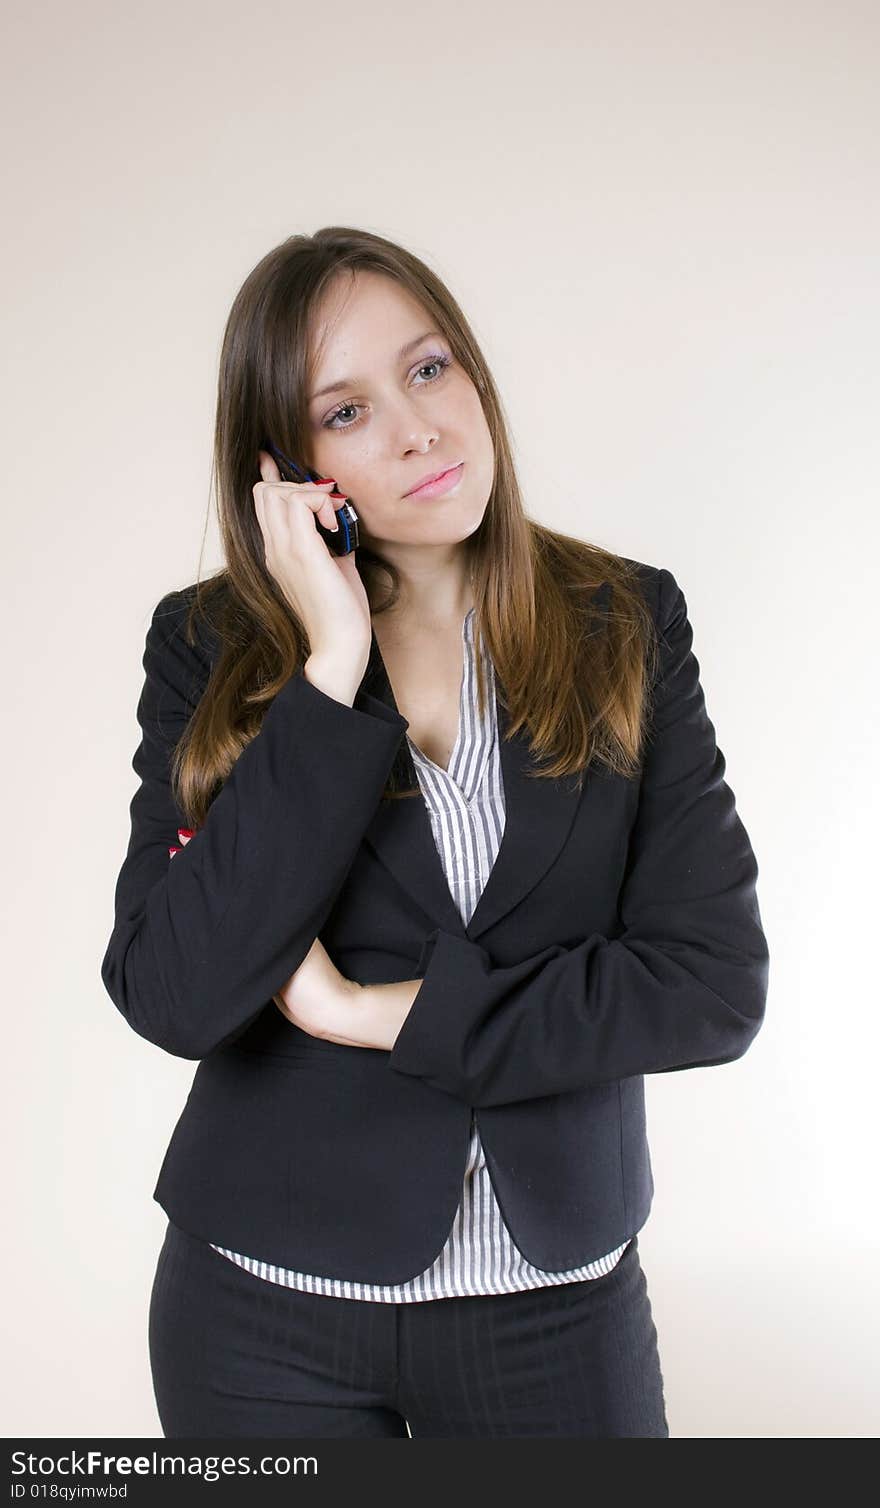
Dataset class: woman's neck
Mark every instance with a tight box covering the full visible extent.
[373,574,474,639]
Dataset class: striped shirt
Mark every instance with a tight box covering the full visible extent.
[209,607,630,1300]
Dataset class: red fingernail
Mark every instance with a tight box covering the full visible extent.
[314,476,336,484]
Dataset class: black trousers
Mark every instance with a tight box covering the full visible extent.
[149,1220,669,1438]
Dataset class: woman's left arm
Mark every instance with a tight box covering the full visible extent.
[378,567,770,1107]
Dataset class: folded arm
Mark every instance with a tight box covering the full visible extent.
[386,567,770,1107]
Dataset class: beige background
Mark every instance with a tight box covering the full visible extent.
[2,0,878,1439]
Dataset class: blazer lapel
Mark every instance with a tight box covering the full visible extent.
[355,624,586,944]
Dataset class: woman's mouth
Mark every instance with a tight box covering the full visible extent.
[405,461,465,499]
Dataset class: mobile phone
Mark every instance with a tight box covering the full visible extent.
[262,439,360,556]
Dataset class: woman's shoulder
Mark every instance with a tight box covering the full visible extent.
[619,552,661,589]
[146,574,227,676]
[616,554,685,629]
[584,551,667,626]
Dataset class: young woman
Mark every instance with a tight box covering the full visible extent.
[101,226,769,1438]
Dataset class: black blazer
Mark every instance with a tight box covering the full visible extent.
[101,559,769,1282]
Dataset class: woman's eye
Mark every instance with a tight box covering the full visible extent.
[323,352,453,432]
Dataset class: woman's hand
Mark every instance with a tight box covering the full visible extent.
[272,936,362,1042]
[273,938,422,1050]
[254,450,372,671]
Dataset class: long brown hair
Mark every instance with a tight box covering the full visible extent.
[168,226,660,829]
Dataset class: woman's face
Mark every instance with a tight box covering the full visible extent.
[305,271,495,552]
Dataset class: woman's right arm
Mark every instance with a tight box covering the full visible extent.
[100,589,409,1061]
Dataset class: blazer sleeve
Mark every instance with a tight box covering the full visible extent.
[387,566,770,1108]
[101,590,409,1060]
